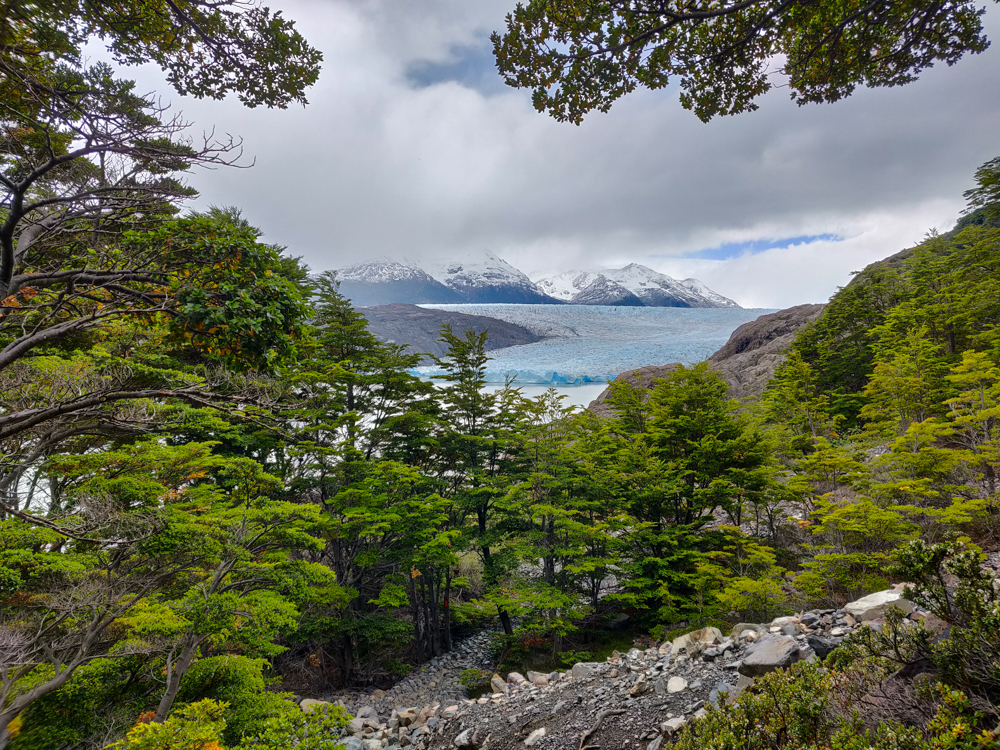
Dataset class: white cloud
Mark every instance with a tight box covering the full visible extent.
[95,0,1000,308]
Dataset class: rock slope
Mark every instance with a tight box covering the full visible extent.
[302,588,944,750]
[360,304,543,361]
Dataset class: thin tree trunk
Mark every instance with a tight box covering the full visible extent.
[155,637,201,721]
[443,570,453,652]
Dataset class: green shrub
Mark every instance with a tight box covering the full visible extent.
[110,699,227,750]
[675,661,997,750]
[175,656,296,746]
[9,658,149,750]
[236,706,350,750]
[458,668,491,691]
[715,576,788,622]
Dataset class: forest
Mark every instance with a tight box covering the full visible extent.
[3,1,1000,749]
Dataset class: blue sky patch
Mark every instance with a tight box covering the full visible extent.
[406,43,508,95]
[682,233,842,261]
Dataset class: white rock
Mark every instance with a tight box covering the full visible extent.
[660,717,687,736]
[844,590,915,620]
[524,728,546,746]
[667,676,688,694]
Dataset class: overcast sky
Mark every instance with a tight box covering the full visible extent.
[114,0,999,308]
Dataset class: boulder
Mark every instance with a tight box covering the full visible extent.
[844,590,915,621]
[660,717,687,736]
[507,671,528,685]
[341,739,366,750]
[708,682,736,707]
[648,737,664,750]
[348,718,366,735]
[671,626,724,656]
[629,674,648,696]
[300,698,332,714]
[363,741,381,750]
[454,729,475,748]
[730,623,765,639]
[490,675,507,693]
[738,634,801,677]
[397,708,417,727]
[667,676,688,694]
[806,634,842,659]
[524,728,546,746]
[734,674,755,696]
[571,662,602,680]
[356,705,378,720]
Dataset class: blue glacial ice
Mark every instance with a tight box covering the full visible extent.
[414,304,777,384]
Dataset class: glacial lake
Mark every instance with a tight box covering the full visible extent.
[415,304,777,394]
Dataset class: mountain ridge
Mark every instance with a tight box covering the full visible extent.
[336,254,738,308]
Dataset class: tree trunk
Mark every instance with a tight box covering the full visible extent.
[443,570,453,652]
[155,637,201,721]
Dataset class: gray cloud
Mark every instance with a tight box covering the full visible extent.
[110,0,1000,307]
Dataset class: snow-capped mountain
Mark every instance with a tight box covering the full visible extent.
[424,251,555,304]
[336,258,464,307]
[334,255,737,308]
[602,264,739,307]
[335,253,558,306]
[535,264,739,308]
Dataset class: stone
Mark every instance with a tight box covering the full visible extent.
[363,741,381,750]
[524,728,546,746]
[508,671,528,685]
[571,662,602,680]
[671,626,724,656]
[660,718,687,736]
[910,611,950,636]
[667,676,688,694]
[844,590,915,621]
[300,698,332,714]
[647,737,664,750]
[397,709,417,727]
[709,682,735,707]
[454,729,475,748]
[780,624,799,636]
[342,739,366,750]
[799,612,820,628]
[532,674,549,687]
[654,677,666,696]
[739,634,801,677]
[806,634,842,659]
[630,674,648,696]
[349,718,367,735]
[357,706,379,720]
[491,675,507,693]
[734,674,755,695]
[731,622,765,639]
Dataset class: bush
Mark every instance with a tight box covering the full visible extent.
[890,540,1000,710]
[9,658,149,750]
[175,657,296,746]
[675,661,997,750]
[236,706,350,750]
[715,576,788,622]
[110,699,227,750]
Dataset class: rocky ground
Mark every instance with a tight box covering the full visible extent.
[300,586,943,750]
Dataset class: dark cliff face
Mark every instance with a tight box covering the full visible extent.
[359,303,543,361]
[588,303,826,414]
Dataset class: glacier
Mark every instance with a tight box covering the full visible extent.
[414,304,776,384]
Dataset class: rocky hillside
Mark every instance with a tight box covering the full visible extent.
[360,304,543,360]
[298,587,938,750]
[707,303,825,399]
[588,303,824,414]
